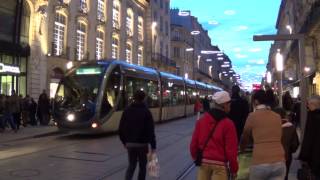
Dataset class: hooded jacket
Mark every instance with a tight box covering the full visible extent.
[190,108,238,174]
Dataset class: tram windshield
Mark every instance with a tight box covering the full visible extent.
[55,65,106,110]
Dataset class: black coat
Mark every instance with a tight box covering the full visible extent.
[299,109,320,176]
[229,94,249,140]
[118,102,156,149]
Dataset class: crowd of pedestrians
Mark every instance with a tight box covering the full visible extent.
[0,89,51,133]
[190,86,320,180]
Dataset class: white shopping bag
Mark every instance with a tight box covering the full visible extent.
[147,152,160,178]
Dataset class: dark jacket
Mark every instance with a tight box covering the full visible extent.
[118,102,156,149]
[299,109,320,176]
[202,98,210,112]
[229,94,249,139]
[281,121,299,161]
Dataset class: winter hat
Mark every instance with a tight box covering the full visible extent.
[213,91,231,105]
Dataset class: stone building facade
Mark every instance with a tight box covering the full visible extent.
[268,0,320,97]
[16,0,149,99]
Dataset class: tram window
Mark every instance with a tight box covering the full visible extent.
[186,87,196,104]
[162,81,184,106]
[124,77,159,108]
[100,67,121,117]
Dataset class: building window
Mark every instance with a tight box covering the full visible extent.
[165,21,168,36]
[53,12,66,56]
[160,17,163,32]
[112,36,119,59]
[80,0,88,13]
[165,2,169,14]
[96,30,104,60]
[138,17,143,41]
[138,46,143,66]
[113,0,120,29]
[160,0,163,8]
[166,45,169,58]
[76,21,86,60]
[126,43,132,63]
[174,47,180,58]
[126,9,133,36]
[97,0,105,22]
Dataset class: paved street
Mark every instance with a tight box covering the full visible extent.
[0,116,300,180]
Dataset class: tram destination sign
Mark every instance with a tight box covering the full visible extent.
[76,66,103,75]
[0,63,20,74]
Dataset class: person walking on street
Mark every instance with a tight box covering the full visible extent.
[118,90,156,180]
[202,96,210,112]
[21,95,31,126]
[38,90,50,125]
[190,91,238,180]
[0,94,5,132]
[229,85,249,140]
[240,90,286,180]
[10,90,21,130]
[3,95,17,132]
[194,95,203,120]
[29,98,38,126]
[299,96,320,180]
[273,107,299,180]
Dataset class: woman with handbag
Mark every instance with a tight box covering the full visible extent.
[190,91,238,180]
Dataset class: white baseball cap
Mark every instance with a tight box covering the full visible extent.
[213,91,231,104]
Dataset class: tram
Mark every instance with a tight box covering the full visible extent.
[53,60,223,133]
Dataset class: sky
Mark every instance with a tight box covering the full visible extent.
[171,0,282,90]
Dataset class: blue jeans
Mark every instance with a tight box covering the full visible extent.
[249,162,286,180]
[4,112,16,130]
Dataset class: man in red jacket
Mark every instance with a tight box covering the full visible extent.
[190,91,238,180]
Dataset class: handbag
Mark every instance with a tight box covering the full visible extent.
[194,121,220,166]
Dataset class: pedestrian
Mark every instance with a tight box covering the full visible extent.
[229,85,249,140]
[21,95,31,126]
[292,98,301,128]
[10,90,21,130]
[273,107,299,180]
[29,98,38,126]
[202,95,210,112]
[118,90,156,180]
[3,95,17,132]
[190,91,238,180]
[283,91,293,112]
[37,89,50,125]
[240,90,286,180]
[0,94,5,132]
[265,88,278,110]
[299,95,320,180]
[194,95,203,120]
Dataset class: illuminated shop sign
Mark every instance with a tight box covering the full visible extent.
[0,63,20,74]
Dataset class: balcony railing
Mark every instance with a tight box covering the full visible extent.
[152,53,176,67]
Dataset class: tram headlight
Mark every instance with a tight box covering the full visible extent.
[67,113,75,122]
[92,123,98,128]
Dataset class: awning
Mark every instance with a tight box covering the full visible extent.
[0,40,30,56]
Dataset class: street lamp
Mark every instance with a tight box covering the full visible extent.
[253,34,307,134]
[266,71,272,84]
[276,49,284,107]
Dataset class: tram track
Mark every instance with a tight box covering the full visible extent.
[175,161,195,180]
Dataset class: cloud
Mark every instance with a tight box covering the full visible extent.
[235,25,248,31]
[208,20,219,25]
[248,48,262,52]
[235,54,248,58]
[248,59,265,65]
[233,48,241,52]
[224,10,236,15]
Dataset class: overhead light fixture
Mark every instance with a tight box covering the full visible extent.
[217,53,224,56]
[221,64,230,68]
[206,59,212,62]
[217,57,224,60]
[191,30,200,35]
[201,50,222,54]
[186,48,194,52]
[178,10,190,16]
[304,66,311,72]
